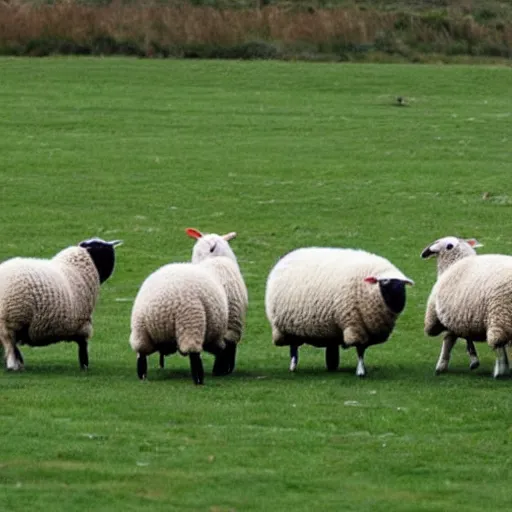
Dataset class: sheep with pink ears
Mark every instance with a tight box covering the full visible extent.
[129,228,248,385]
[265,247,414,377]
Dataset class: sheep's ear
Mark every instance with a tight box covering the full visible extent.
[364,276,378,284]
[222,232,237,241]
[466,238,483,248]
[403,277,415,286]
[185,228,203,240]
[108,240,123,247]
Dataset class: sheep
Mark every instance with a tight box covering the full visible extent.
[129,228,248,385]
[422,236,512,378]
[0,238,122,371]
[420,236,483,374]
[265,247,414,377]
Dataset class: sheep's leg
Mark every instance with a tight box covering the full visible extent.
[212,341,237,376]
[486,326,510,378]
[137,353,148,380]
[14,346,24,366]
[189,353,204,385]
[76,337,89,370]
[466,339,480,370]
[289,345,299,372]
[212,354,228,376]
[355,345,366,377]
[341,327,367,377]
[325,345,339,372]
[159,352,165,369]
[435,333,457,374]
[226,342,237,374]
[492,346,509,379]
[0,325,23,371]
[212,344,229,376]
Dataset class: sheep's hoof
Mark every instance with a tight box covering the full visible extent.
[289,358,298,372]
[226,343,237,374]
[6,356,23,371]
[6,364,24,372]
[355,361,366,378]
[492,361,510,379]
[435,361,449,375]
[469,358,480,370]
[190,353,204,385]
[137,354,148,380]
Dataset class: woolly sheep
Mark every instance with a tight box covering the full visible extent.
[265,247,414,377]
[420,236,483,374]
[422,236,512,378]
[129,228,248,385]
[0,238,122,371]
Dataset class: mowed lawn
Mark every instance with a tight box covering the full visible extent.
[0,57,511,511]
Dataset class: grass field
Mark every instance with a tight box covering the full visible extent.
[0,57,511,511]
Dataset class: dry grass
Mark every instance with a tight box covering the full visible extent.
[0,0,511,60]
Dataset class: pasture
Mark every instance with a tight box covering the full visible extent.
[0,57,511,511]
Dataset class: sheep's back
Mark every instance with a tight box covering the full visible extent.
[131,263,228,344]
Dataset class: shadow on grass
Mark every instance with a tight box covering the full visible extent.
[243,362,510,384]
[3,359,509,387]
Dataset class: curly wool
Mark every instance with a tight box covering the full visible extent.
[130,263,229,355]
[425,254,512,347]
[265,247,409,348]
[0,247,100,344]
[200,257,248,345]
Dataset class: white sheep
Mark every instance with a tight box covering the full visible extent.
[420,236,483,373]
[0,238,122,371]
[422,236,512,378]
[129,228,248,385]
[265,247,414,377]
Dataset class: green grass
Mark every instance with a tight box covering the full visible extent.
[0,57,511,511]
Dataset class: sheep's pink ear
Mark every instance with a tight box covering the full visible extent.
[185,228,203,240]
[466,238,483,248]
[364,276,378,284]
[222,232,237,241]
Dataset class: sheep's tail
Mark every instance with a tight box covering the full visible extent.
[176,312,206,355]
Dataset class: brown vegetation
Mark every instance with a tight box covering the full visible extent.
[0,0,510,61]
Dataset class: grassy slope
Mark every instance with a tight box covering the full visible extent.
[0,57,511,511]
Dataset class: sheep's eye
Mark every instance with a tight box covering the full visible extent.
[209,244,216,253]
[381,279,390,286]
[446,243,454,250]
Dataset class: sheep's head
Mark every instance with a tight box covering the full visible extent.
[185,228,237,264]
[421,236,482,275]
[364,272,414,315]
[79,238,123,284]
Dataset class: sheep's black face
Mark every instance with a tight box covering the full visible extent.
[379,279,407,314]
[79,238,121,284]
